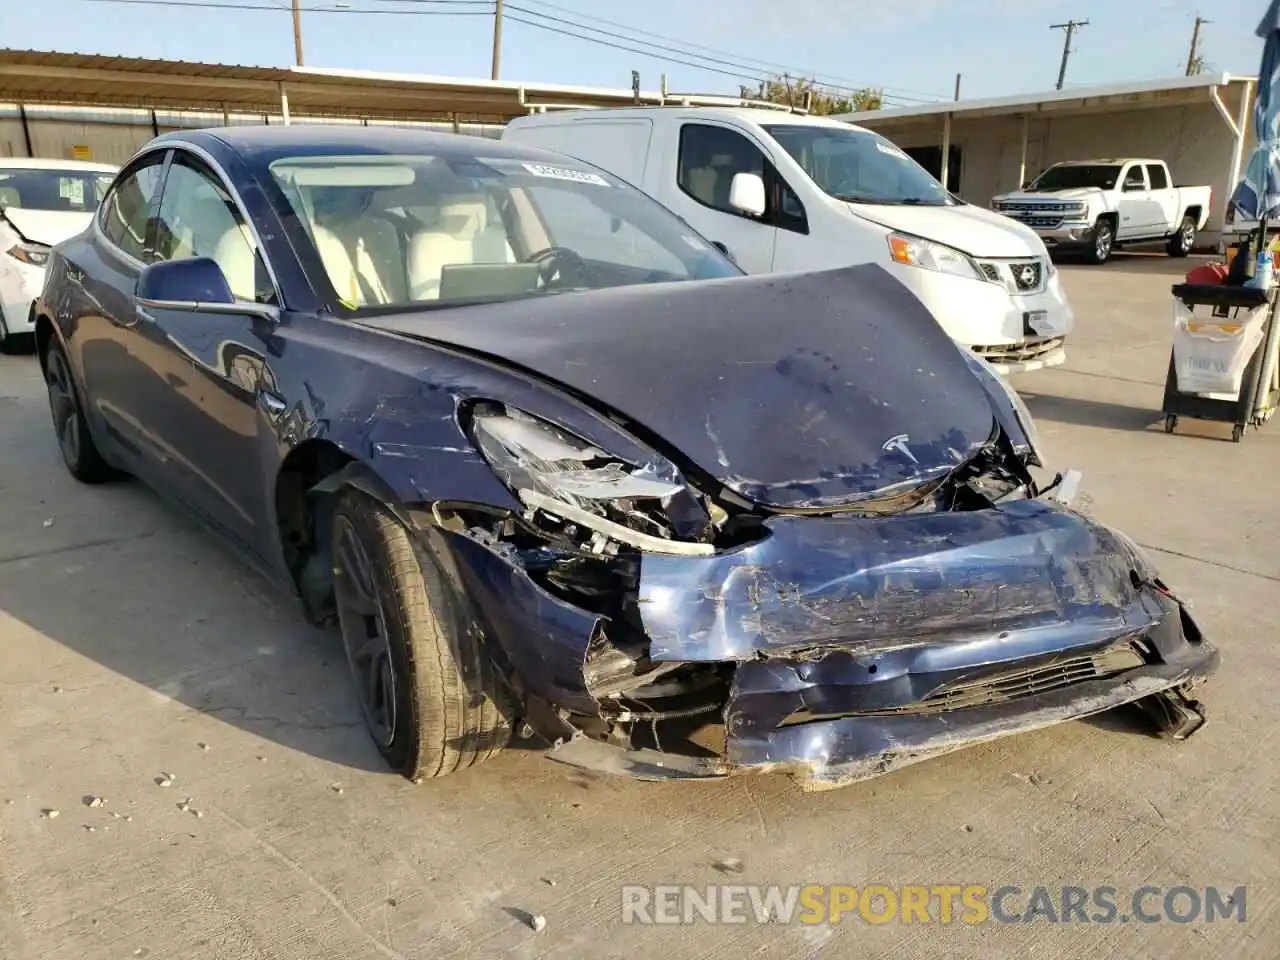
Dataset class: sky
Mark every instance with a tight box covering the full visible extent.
[0,0,1268,107]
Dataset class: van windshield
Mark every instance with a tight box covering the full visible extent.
[1028,164,1121,191]
[266,152,741,312]
[764,125,953,206]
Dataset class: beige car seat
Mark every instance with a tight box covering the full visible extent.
[407,195,514,301]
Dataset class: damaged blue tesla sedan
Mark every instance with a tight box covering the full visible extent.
[36,125,1218,789]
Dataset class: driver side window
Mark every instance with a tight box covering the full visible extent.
[152,155,275,304]
[677,124,807,234]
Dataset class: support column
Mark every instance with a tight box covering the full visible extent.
[1226,80,1255,199]
[1018,113,1029,187]
[17,103,33,157]
[279,83,291,126]
[940,112,952,190]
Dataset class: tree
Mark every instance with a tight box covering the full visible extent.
[740,74,883,114]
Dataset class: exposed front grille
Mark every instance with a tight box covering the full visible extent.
[847,643,1147,718]
[972,336,1066,363]
[1025,215,1064,229]
[1010,260,1042,292]
[974,257,1048,294]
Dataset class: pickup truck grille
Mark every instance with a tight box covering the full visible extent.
[997,200,1069,212]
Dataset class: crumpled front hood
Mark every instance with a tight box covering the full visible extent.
[376,264,999,509]
[849,201,1045,258]
[0,208,93,247]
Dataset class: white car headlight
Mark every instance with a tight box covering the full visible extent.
[887,232,988,283]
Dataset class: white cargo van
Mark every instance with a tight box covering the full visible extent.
[503,108,1075,373]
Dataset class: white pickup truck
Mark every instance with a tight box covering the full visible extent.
[991,159,1213,265]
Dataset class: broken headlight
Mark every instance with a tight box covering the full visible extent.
[470,403,714,556]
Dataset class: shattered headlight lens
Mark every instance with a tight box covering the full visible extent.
[470,403,713,556]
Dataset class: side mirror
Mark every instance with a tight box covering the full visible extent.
[136,257,277,321]
[728,172,766,218]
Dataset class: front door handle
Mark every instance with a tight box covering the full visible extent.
[258,389,287,417]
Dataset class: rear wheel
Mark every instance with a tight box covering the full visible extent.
[1084,218,1114,264]
[331,488,513,780]
[41,336,120,483]
[1167,216,1196,257]
[0,314,33,354]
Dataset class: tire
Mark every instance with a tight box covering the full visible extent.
[1167,216,1196,257]
[1164,415,1177,434]
[0,313,29,354]
[330,488,513,780]
[41,335,120,483]
[1084,218,1115,264]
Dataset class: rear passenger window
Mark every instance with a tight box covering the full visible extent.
[99,156,165,261]
[1146,164,1169,190]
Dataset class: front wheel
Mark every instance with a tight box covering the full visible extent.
[1084,218,1114,264]
[1167,216,1196,257]
[330,488,513,780]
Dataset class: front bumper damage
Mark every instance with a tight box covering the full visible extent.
[433,496,1218,790]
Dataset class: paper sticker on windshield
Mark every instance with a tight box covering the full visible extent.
[521,162,610,186]
[59,177,86,206]
[874,141,909,160]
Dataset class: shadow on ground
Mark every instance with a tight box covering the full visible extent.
[1020,390,1166,432]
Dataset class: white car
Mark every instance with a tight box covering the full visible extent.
[0,158,118,352]
[503,108,1074,374]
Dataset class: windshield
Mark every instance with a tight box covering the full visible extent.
[1028,164,1121,191]
[0,168,114,213]
[765,125,952,206]
[265,152,740,310]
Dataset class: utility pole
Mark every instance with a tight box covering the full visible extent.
[1050,19,1088,90]
[1185,15,1210,76]
[491,0,503,80]
[954,73,962,101]
[291,0,304,66]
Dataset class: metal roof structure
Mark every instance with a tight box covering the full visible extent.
[836,72,1256,126]
[0,49,792,123]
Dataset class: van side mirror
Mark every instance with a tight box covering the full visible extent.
[728,172,766,218]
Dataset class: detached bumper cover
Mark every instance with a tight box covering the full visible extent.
[444,499,1218,787]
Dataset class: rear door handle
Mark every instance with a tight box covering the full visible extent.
[258,389,287,417]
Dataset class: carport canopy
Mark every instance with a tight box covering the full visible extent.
[836,73,1257,199]
[0,48,781,124]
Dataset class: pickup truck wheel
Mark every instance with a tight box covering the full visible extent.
[1085,218,1114,264]
[331,488,513,780]
[1167,217,1196,257]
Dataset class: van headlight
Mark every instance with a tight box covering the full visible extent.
[887,232,987,283]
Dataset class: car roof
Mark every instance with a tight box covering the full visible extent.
[0,157,119,173]
[158,124,593,165]
[509,106,868,133]
[1052,158,1162,165]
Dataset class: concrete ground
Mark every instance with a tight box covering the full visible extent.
[1,253,1277,959]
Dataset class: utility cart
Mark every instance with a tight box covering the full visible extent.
[1161,282,1280,442]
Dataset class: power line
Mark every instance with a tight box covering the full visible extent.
[375,0,944,101]
[70,0,491,12]
[515,0,947,101]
